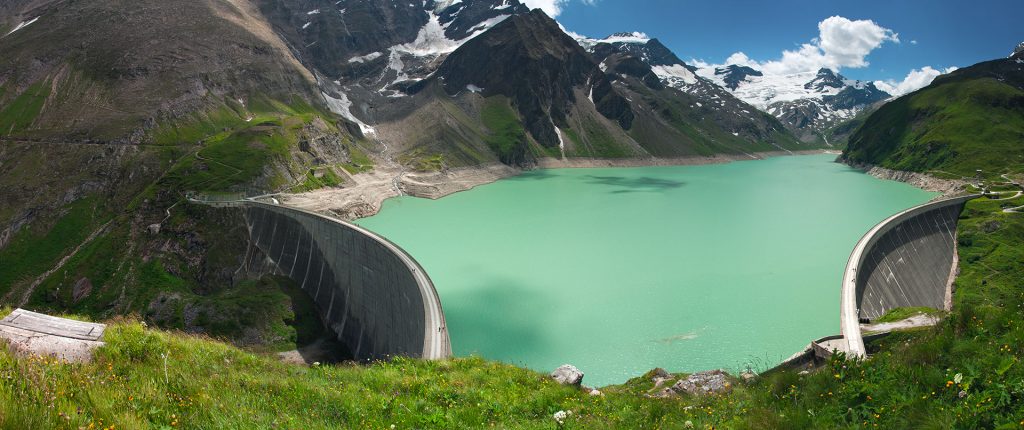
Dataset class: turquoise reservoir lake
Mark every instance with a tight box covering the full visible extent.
[356,154,936,386]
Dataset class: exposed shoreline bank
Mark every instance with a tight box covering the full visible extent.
[839,159,968,197]
[281,149,838,220]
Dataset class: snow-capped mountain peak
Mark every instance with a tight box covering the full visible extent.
[699,64,887,106]
[598,31,651,44]
[713,65,763,90]
[696,62,891,140]
[1011,41,1024,59]
[575,32,702,87]
[804,68,845,92]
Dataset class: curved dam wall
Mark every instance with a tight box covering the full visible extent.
[241,201,450,360]
[841,195,976,357]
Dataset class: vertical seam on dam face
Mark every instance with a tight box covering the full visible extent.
[239,202,451,360]
[841,195,976,357]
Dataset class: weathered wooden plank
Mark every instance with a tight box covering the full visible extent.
[0,309,105,341]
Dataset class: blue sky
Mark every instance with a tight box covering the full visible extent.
[543,0,1022,84]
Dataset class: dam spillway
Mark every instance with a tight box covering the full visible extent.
[239,201,450,360]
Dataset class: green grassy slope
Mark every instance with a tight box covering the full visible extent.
[844,58,1024,179]
[0,311,753,429]
[0,79,50,135]
[0,95,363,351]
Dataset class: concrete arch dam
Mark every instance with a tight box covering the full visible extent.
[840,195,977,357]
[241,201,450,360]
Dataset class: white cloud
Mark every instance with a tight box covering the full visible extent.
[693,16,898,75]
[910,40,918,45]
[815,16,899,68]
[874,66,958,96]
[522,0,566,16]
[522,0,596,17]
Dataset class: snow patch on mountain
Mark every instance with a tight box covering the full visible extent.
[321,90,375,135]
[573,32,650,50]
[394,14,463,57]
[372,7,512,90]
[348,52,383,63]
[3,16,40,37]
[392,7,511,58]
[596,32,650,44]
[651,64,697,85]
[432,0,463,12]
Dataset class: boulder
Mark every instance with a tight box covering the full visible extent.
[550,364,584,386]
[147,223,161,235]
[648,367,675,389]
[650,367,671,381]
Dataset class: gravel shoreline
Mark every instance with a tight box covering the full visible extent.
[281,150,847,220]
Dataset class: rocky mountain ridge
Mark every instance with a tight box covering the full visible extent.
[1011,41,1024,59]
[696,65,891,143]
[252,0,812,167]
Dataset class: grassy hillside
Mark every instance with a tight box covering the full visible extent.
[844,59,1024,179]
[0,0,367,352]
[0,95,364,351]
[2,195,1022,429]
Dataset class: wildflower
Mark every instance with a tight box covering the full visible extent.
[684,420,694,429]
[553,410,570,425]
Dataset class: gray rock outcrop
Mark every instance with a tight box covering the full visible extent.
[550,364,584,386]
[667,370,732,396]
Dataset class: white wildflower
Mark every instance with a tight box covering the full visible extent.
[553,410,569,425]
